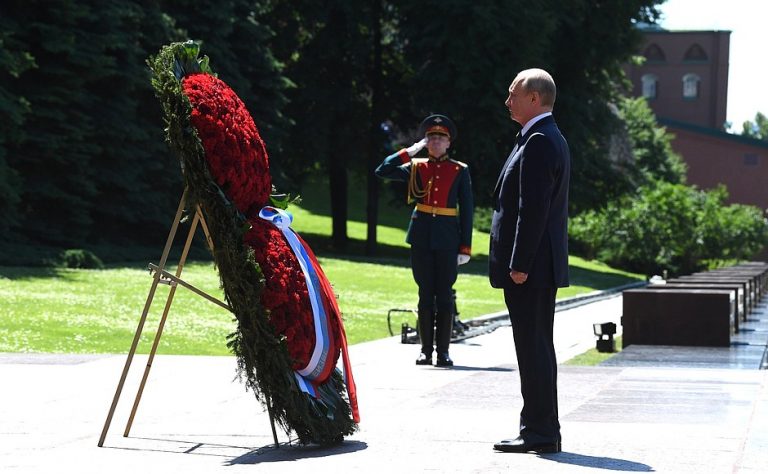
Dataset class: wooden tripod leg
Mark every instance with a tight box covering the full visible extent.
[123,211,201,437]
[98,189,188,447]
[197,205,215,252]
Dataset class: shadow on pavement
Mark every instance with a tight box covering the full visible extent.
[227,440,368,465]
[448,365,514,372]
[538,451,654,472]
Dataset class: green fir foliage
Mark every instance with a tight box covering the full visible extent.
[0,1,288,260]
[0,10,33,232]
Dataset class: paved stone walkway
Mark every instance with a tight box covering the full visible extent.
[1,293,766,473]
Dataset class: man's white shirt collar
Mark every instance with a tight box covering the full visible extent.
[520,112,552,138]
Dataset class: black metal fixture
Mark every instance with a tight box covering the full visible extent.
[593,322,617,353]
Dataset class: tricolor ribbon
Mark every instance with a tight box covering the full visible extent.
[259,206,359,423]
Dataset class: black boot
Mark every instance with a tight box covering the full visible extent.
[435,311,453,367]
[416,310,435,365]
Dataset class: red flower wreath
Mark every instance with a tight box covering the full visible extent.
[182,73,340,370]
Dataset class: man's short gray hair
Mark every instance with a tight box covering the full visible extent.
[516,68,556,107]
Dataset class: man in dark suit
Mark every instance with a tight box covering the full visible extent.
[489,69,570,454]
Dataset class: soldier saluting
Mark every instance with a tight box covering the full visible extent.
[376,114,474,367]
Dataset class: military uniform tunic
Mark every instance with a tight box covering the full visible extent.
[375,148,474,316]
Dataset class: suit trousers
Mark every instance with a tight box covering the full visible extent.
[503,285,560,442]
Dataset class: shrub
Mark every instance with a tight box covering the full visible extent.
[59,249,104,269]
[473,206,493,233]
[570,182,768,277]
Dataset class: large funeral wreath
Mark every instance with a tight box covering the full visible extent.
[148,41,358,444]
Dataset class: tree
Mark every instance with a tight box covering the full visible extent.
[546,0,663,213]
[85,0,185,246]
[0,0,291,259]
[617,96,687,185]
[365,0,384,255]
[3,1,103,245]
[386,0,663,213]
[0,0,186,249]
[0,11,34,234]
[741,111,768,141]
[263,0,380,250]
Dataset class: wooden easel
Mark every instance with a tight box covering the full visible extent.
[98,189,280,448]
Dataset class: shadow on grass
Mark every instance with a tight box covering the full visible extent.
[302,232,642,290]
[0,266,68,281]
[569,266,643,289]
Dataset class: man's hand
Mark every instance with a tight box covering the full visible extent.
[405,138,427,156]
[457,254,470,265]
[509,270,528,284]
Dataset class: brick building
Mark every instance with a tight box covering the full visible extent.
[625,27,768,214]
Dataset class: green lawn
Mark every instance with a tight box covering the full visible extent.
[0,181,644,355]
[0,250,641,356]
[564,337,624,366]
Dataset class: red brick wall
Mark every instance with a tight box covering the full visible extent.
[626,30,730,130]
[667,125,768,211]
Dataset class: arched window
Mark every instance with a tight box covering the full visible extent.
[643,44,666,62]
[641,74,658,99]
[683,44,708,62]
[682,73,701,99]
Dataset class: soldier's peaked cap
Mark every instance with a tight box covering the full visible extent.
[419,114,457,141]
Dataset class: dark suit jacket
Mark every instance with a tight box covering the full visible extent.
[488,115,570,289]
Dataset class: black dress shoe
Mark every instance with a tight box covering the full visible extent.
[493,436,561,453]
[415,353,432,365]
[435,353,453,367]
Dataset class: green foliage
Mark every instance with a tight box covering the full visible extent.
[0,10,34,232]
[472,206,494,233]
[59,249,104,269]
[370,0,664,214]
[0,0,288,259]
[741,111,768,141]
[548,1,664,213]
[570,182,768,277]
[617,96,687,184]
[0,0,186,249]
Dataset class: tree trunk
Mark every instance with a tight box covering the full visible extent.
[365,0,383,256]
[329,110,348,250]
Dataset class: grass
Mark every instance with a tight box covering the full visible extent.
[0,263,231,355]
[565,337,624,366]
[0,178,644,355]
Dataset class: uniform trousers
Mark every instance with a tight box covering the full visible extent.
[410,246,458,314]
